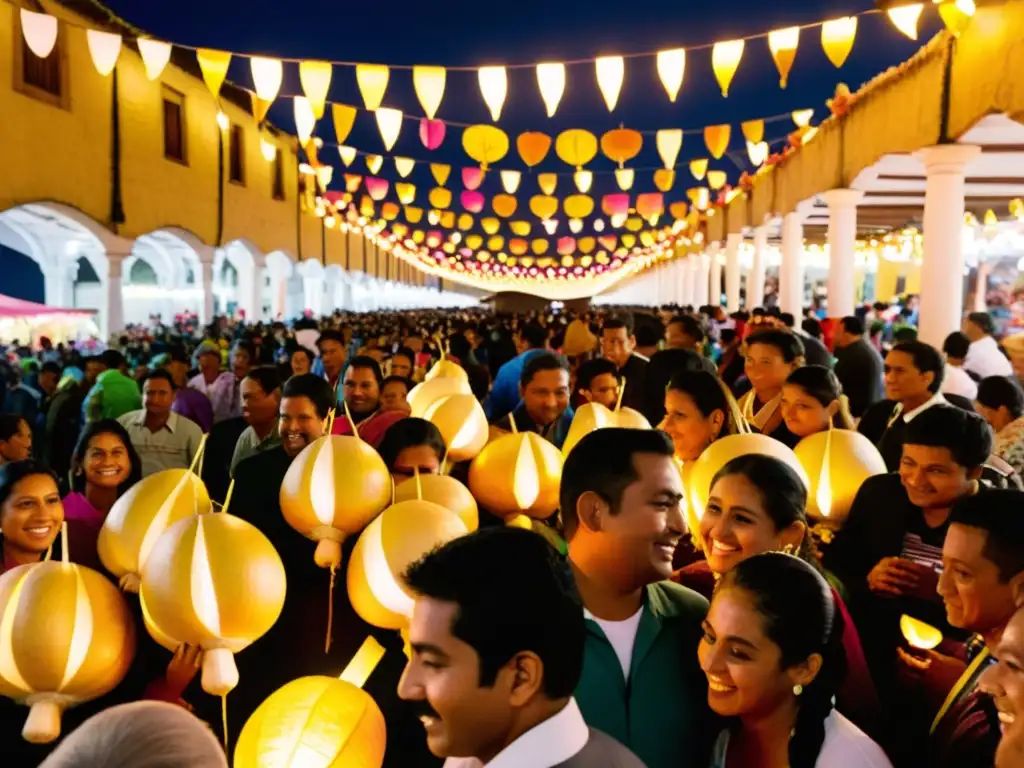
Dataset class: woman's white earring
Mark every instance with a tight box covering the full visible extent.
[793,684,803,696]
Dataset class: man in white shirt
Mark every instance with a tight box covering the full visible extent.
[118,370,203,477]
[941,331,979,401]
[964,312,1013,380]
[399,527,643,768]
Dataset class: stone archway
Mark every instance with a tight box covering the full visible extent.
[222,239,266,322]
[264,250,296,321]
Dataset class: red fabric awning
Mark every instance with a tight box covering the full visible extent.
[0,294,95,318]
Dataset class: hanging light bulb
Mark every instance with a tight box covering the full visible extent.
[569,218,584,234]
[767,27,799,88]
[251,56,283,104]
[356,64,390,110]
[395,157,415,178]
[792,108,815,128]
[656,48,686,102]
[86,30,122,76]
[366,154,384,175]
[413,65,446,119]
[593,218,605,233]
[747,141,769,167]
[595,56,625,111]
[501,170,521,194]
[260,139,276,162]
[574,170,594,194]
[611,213,628,228]
[888,4,925,39]
[615,168,635,191]
[656,129,683,170]
[711,39,745,97]
[938,0,976,37]
[536,62,565,118]
[543,219,559,236]
[137,38,172,80]
[20,9,58,58]
[690,159,709,181]
[375,107,403,151]
[821,17,858,68]
[478,66,508,122]
[338,146,357,166]
[299,61,332,119]
[216,111,230,131]
[293,96,316,145]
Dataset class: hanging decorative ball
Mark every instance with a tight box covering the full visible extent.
[98,468,211,592]
[407,377,473,419]
[235,675,386,768]
[613,407,651,430]
[562,402,615,458]
[140,512,286,696]
[0,560,135,743]
[468,432,563,521]
[280,435,392,569]
[347,500,468,629]
[794,429,886,528]
[422,393,489,462]
[393,473,479,532]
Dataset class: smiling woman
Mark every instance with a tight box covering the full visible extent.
[0,460,64,574]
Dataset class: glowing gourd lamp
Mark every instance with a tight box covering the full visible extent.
[347,500,468,630]
[900,614,943,650]
[98,467,212,592]
[561,402,615,458]
[422,393,489,463]
[279,435,392,570]
[469,431,563,521]
[393,474,479,532]
[0,528,135,743]
[140,512,286,696]
[794,428,886,528]
[407,376,473,419]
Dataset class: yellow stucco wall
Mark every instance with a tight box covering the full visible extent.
[875,257,922,301]
[0,3,427,286]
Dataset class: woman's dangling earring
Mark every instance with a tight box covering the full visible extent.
[781,543,796,555]
[793,684,803,696]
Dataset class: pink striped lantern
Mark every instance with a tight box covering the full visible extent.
[420,118,446,150]
[460,190,485,213]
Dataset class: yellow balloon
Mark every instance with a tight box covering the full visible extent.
[408,376,473,418]
[140,512,286,696]
[423,393,489,463]
[98,469,211,592]
[280,436,392,569]
[347,500,468,629]
[794,429,886,527]
[469,432,563,521]
[555,129,598,169]
[0,561,136,744]
[563,194,595,220]
[236,676,386,768]
[529,195,559,221]
[394,474,479,532]
[461,124,510,169]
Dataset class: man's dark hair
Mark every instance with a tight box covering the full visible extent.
[245,365,281,395]
[403,527,585,698]
[669,315,706,343]
[634,316,663,348]
[232,340,255,360]
[393,346,417,363]
[950,490,1024,581]
[801,318,823,340]
[967,312,997,336]
[904,405,992,470]
[602,312,635,336]
[345,355,384,389]
[40,361,62,377]
[520,352,568,388]
[840,316,864,336]
[893,327,919,343]
[518,323,548,350]
[282,373,336,420]
[167,347,190,366]
[382,375,413,393]
[141,369,176,391]
[891,341,945,394]
[316,329,346,349]
[560,428,675,538]
[576,358,618,392]
[943,332,972,360]
[977,376,1024,421]
[779,312,796,329]
[100,350,126,370]
[746,329,805,363]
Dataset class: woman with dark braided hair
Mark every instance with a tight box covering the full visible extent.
[700,552,891,767]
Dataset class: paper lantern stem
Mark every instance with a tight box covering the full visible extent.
[325,567,336,654]
[314,537,343,569]
[119,572,141,593]
[190,432,209,477]
[221,694,229,753]
[343,399,360,441]
[221,479,235,514]
[414,467,423,500]
[201,648,239,696]
[23,698,62,744]
[615,377,626,413]
[339,636,386,688]
[60,521,68,565]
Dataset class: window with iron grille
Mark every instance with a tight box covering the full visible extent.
[229,124,245,184]
[162,87,186,163]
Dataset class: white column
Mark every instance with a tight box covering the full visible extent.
[749,226,768,310]
[725,233,742,313]
[918,144,981,347]
[105,253,126,339]
[823,188,863,319]
[708,242,723,307]
[780,211,806,318]
[200,259,214,325]
[684,254,698,307]
[694,252,710,307]
[248,262,265,322]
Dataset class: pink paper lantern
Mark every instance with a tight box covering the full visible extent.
[420,118,446,150]
[365,177,389,201]
[460,190,485,213]
[461,167,484,191]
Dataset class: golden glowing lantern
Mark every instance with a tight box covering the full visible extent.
[196,48,232,99]
[462,124,510,170]
[707,170,728,191]
[821,16,858,68]
[406,206,424,224]
[711,39,744,97]
[395,474,479,532]
[900,615,943,650]
[556,129,599,170]
[140,512,284,696]
[574,171,594,194]
[236,674,386,768]
[704,125,731,160]
[510,220,532,237]
[741,119,765,144]
[656,128,683,170]
[509,238,529,255]
[536,62,566,117]
[280,435,392,570]
[98,468,212,592]
[888,3,924,39]
[657,48,686,102]
[767,27,800,88]
[478,66,508,121]
[429,187,452,210]
[356,64,390,110]
[332,104,357,144]
[251,56,283,108]
[441,211,456,228]
[86,30,122,77]
[294,97,316,146]
[564,194,595,220]
[517,132,553,167]
[20,9,58,59]
[579,236,596,253]
[348,500,468,629]
[487,235,505,251]
[413,65,446,119]
[374,107,403,152]
[469,431,563,521]
[0,554,135,743]
[424,355,470,384]
[747,141,769,167]
[535,173,557,196]
[457,213,475,231]
[601,128,643,168]
[562,403,615,458]
[621,233,638,248]
[483,217,502,234]
[501,170,522,194]
[654,169,676,193]
[683,433,809,534]
[492,194,518,218]
[261,139,277,162]
[794,428,886,527]
[636,193,664,221]
[137,38,172,80]
[530,195,560,221]
[338,146,357,168]
[542,218,559,235]
[408,376,473,418]
[670,201,689,220]
[615,168,635,191]
[430,163,451,186]
[939,0,976,37]
[792,108,815,128]
[299,60,332,119]
[690,159,709,181]
[595,56,625,111]
[396,182,416,205]
[465,234,483,250]
[381,203,400,221]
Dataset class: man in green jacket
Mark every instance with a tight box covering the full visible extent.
[562,428,715,768]
[83,350,142,424]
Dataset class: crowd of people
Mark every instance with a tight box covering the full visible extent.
[3,297,1024,768]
